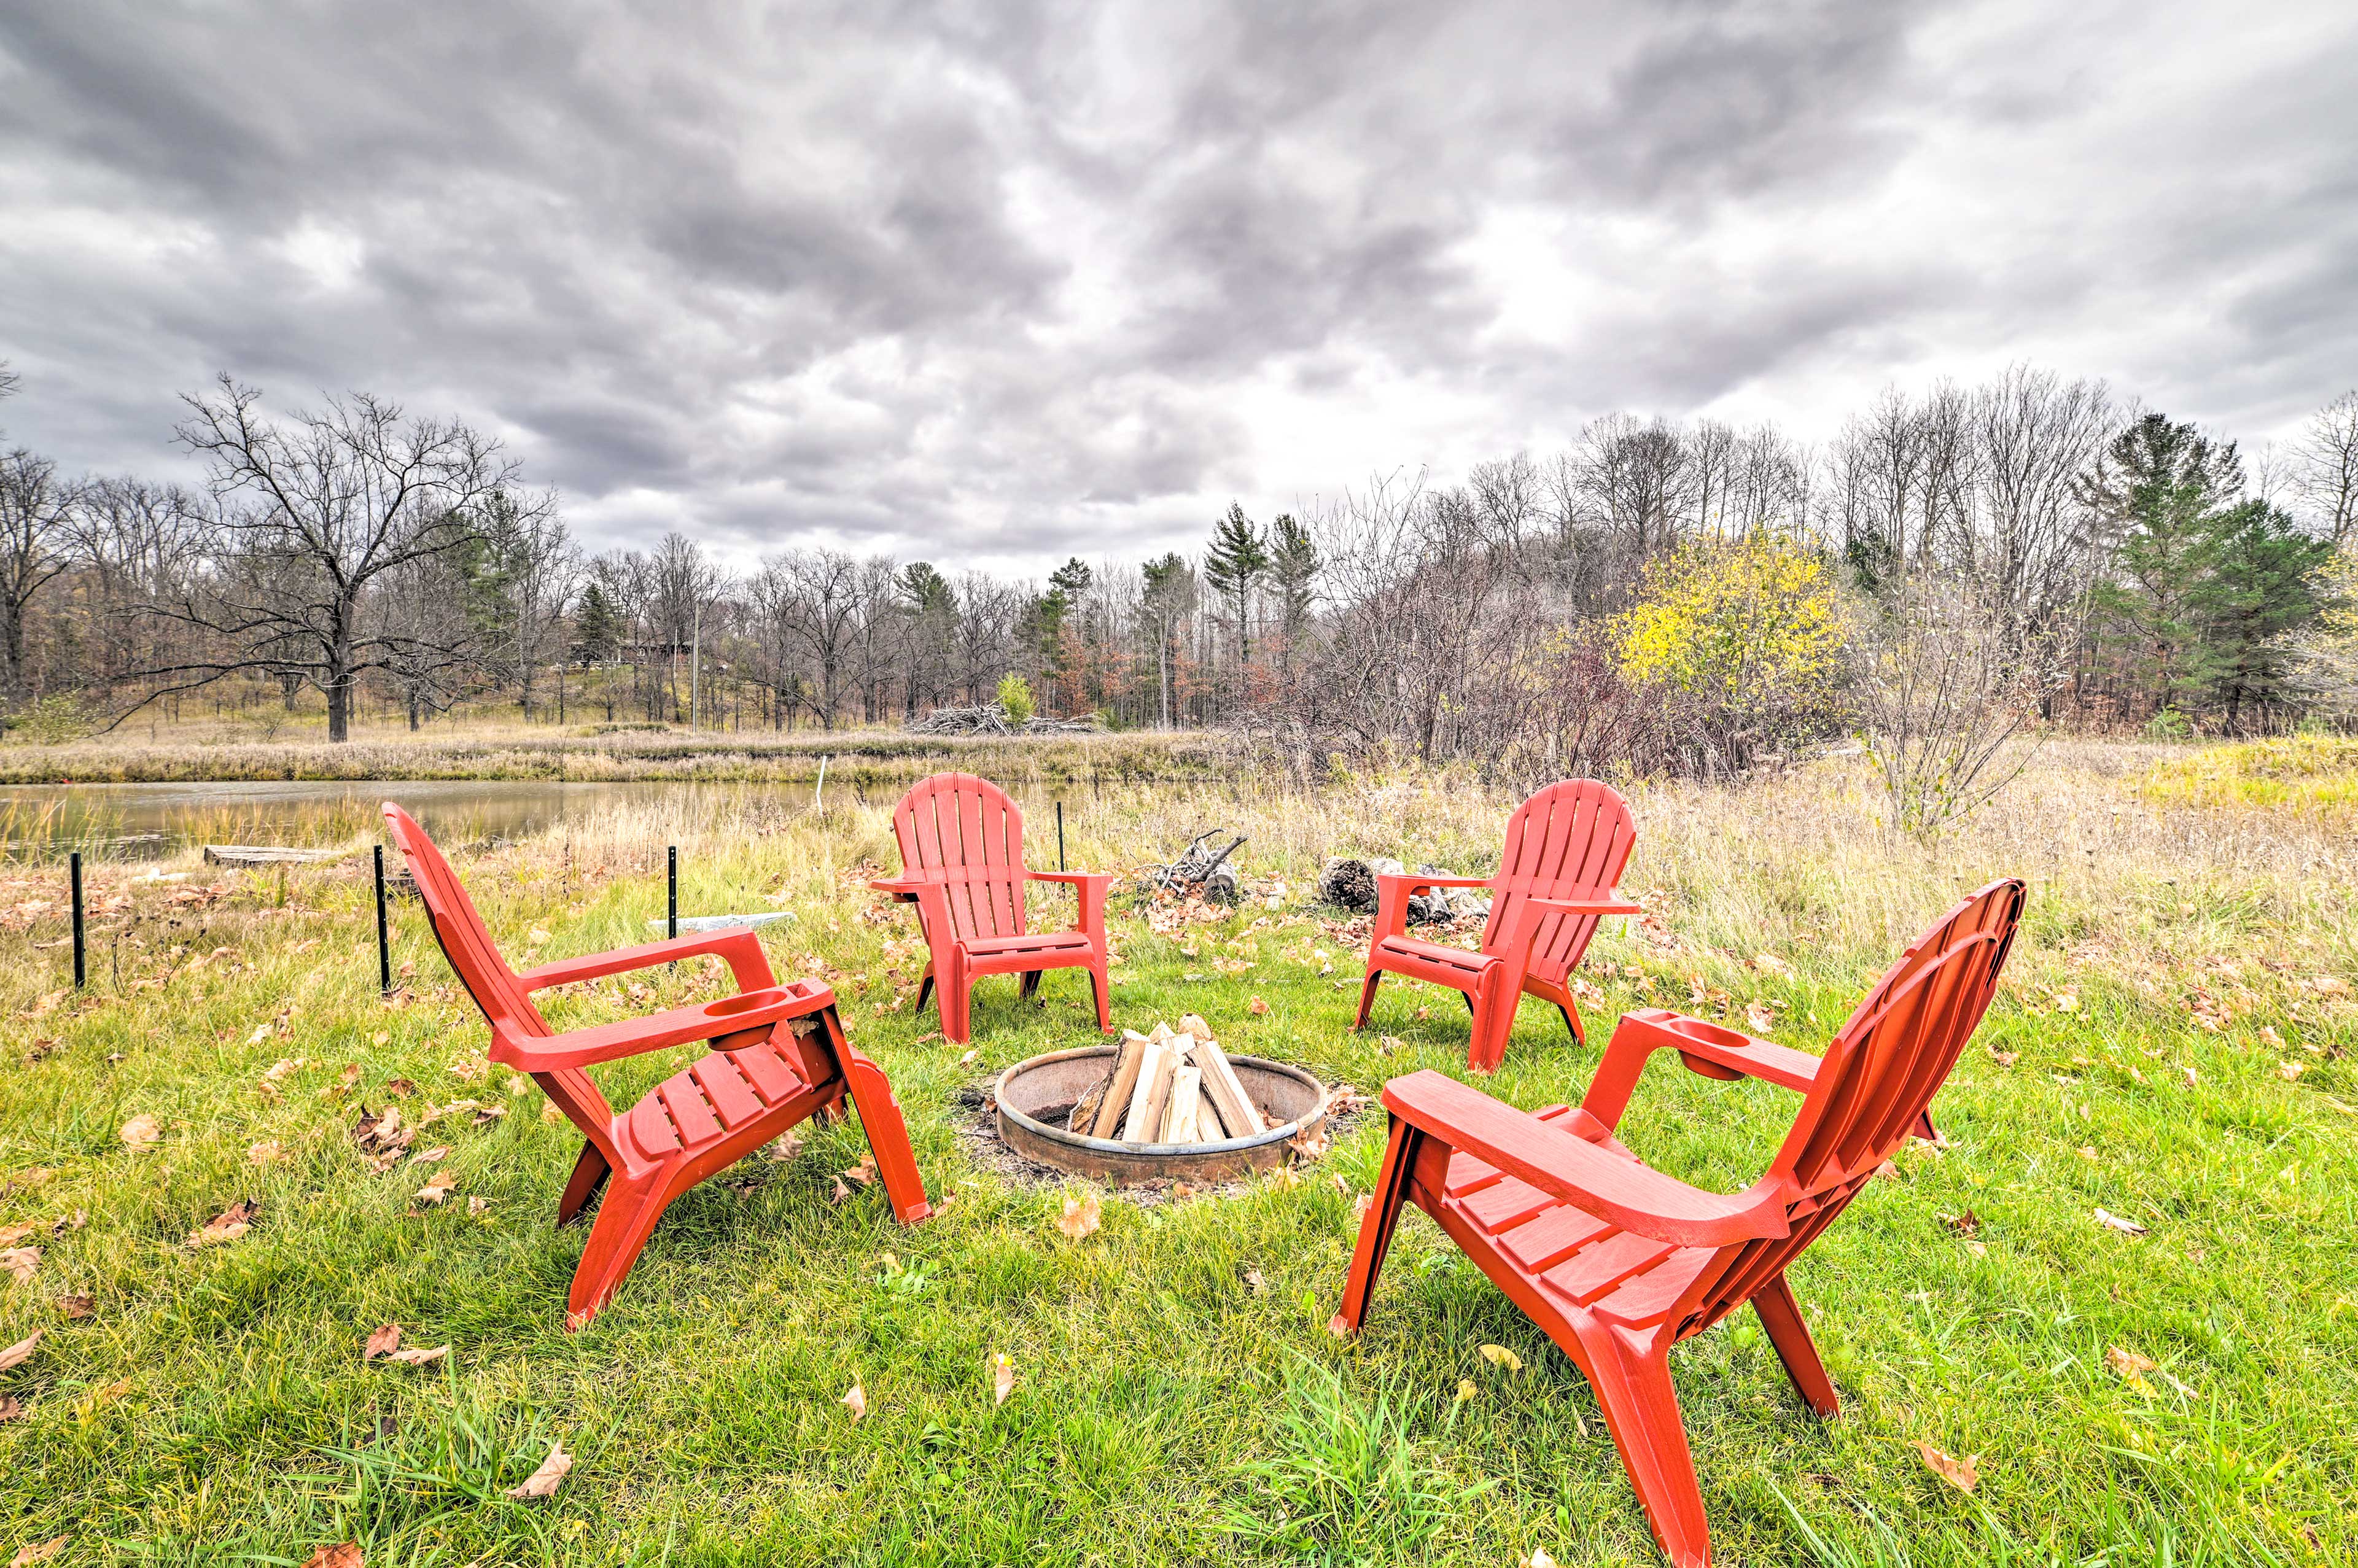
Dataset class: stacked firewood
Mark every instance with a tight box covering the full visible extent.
[1067,1015,1272,1145]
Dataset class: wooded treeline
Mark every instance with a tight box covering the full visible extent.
[4,363,2356,772]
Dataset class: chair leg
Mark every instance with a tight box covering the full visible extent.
[914,968,935,1014]
[842,1047,933,1224]
[1910,1109,1940,1146]
[566,1168,671,1330]
[555,1140,611,1227]
[1752,1273,1839,1417]
[1329,1117,1421,1337]
[1019,969,1041,1001]
[1580,1325,1716,1568]
[1466,977,1514,1076]
[1353,969,1383,1030]
[940,967,973,1044]
[1557,1003,1586,1048]
[1086,959,1113,1034]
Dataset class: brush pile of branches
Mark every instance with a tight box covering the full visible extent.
[1141,829,1247,904]
[906,705,1099,735]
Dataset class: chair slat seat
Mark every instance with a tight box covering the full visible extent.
[962,930,1096,958]
[1372,933,1496,977]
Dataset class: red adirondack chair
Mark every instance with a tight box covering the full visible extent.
[1332,878,2026,1567]
[384,804,932,1329]
[1355,779,1642,1072]
[870,772,1113,1045]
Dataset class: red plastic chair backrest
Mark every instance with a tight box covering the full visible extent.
[1481,780,1638,986]
[1677,878,2026,1337]
[381,803,552,1043]
[887,773,1031,942]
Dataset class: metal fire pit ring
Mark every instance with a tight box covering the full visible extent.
[994,1044,1329,1185]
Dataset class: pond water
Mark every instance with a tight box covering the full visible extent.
[0,780,821,860]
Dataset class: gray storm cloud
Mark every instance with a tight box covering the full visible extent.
[2,0,2353,573]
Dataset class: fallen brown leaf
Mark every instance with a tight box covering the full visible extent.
[247,1140,286,1165]
[1915,1443,1979,1493]
[0,1395,22,1422]
[842,1381,867,1421]
[9,1540,66,1567]
[188,1200,259,1249]
[119,1113,160,1147]
[1479,1343,1523,1374]
[505,1439,572,1499]
[0,1224,30,1248]
[363,1324,402,1361]
[839,1154,878,1189]
[0,1329,39,1370]
[1242,1267,1267,1296]
[54,1293,94,1320]
[414,1171,457,1206]
[990,1351,1014,1407]
[298,1545,361,1568]
[383,1344,449,1366]
[1248,995,1269,1015]
[2106,1345,2157,1393]
[0,1248,34,1284]
[1057,1194,1102,1241]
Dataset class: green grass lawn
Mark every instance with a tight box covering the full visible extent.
[2,748,2352,1566]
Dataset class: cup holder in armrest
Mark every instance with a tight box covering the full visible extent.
[1656,1012,1756,1050]
[706,987,789,1019]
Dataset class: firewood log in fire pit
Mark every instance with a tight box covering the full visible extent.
[1065,1015,1275,1146]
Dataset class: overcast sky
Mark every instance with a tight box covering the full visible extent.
[2,1,2354,576]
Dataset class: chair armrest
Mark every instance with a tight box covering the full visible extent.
[1383,1069,1788,1249]
[516,927,777,994]
[868,877,924,904]
[493,984,828,1072]
[1526,896,1644,918]
[1028,871,1112,936]
[1579,1007,1823,1134]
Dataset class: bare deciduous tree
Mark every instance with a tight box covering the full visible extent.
[147,376,519,740]
[1857,578,2056,837]
[2297,390,2358,544]
[0,447,80,702]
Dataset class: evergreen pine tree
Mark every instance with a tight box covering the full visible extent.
[2080,413,2244,717]
[1203,503,1269,688]
[1267,513,1317,673]
[2192,499,2331,729]
[574,581,618,664]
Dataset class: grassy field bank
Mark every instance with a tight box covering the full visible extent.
[1,742,2352,1565]
[0,724,1229,786]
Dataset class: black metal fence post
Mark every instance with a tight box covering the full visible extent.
[667,845,679,940]
[373,845,392,993]
[1056,800,1065,871]
[69,850,86,989]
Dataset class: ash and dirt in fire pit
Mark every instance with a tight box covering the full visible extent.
[951,1075,1371,1205]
